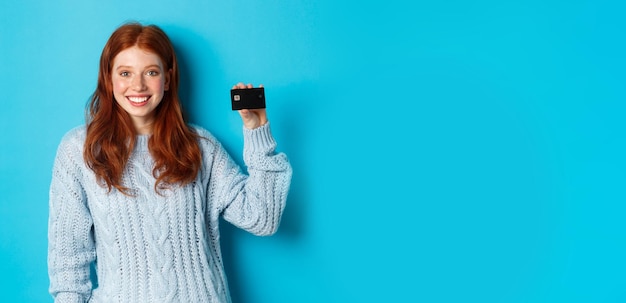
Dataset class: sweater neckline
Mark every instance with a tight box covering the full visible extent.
[135,134,150,152]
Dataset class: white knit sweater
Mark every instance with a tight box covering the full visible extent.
[48,123,292,303]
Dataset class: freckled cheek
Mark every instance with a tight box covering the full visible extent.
[112,78,129,95]
[150,78,165,92]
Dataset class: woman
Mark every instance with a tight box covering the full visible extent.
[48,22,292,303]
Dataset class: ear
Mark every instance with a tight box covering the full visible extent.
[164,68,172,91]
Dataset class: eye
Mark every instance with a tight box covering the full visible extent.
[120,71,130,77]
[147,70,160,76]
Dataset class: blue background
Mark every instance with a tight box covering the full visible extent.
[1,0,625,302]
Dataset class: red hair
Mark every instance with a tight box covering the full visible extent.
[84,22,202,194]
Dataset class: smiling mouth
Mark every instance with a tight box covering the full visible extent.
[127,96,150,105]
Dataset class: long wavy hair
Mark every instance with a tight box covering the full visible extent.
[84,22,201,194]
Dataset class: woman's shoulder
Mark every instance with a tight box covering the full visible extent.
[190,124,229,158]
[52,126,86,164]
[58,125,87,148]
[190,124,219,145]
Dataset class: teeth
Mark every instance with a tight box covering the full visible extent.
[128,96,148,103]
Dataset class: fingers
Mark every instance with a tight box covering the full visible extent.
[238,108,267,129]
[231,82,250,89]
[232,82,261,89]
[251,108,267,123]
[238,109,250,119]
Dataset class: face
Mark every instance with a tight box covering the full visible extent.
[112,45,171,134]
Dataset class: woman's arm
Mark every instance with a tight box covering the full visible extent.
[48,133,95,302]
[208,122,292,236]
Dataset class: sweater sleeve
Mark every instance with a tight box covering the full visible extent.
[48,133,95,303]
[209,122,292,236]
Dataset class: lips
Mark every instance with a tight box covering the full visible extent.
[127,96,150,106]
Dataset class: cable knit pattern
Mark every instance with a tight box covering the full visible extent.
[48,123,292,303]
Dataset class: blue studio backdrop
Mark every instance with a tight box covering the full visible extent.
[1,0,625,302]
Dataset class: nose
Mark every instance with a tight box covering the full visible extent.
[131,74,147,91]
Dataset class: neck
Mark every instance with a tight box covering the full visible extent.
[133,120,154,135]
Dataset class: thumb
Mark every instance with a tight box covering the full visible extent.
[238,109,260,129]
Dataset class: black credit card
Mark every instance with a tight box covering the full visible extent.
[230,87,266,110]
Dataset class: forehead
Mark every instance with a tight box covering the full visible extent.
[113,46,163,68]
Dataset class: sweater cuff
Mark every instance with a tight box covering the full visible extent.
[54,292,86,303]
[243,122,277,155]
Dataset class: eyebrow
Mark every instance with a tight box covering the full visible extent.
[115,64,162,70]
